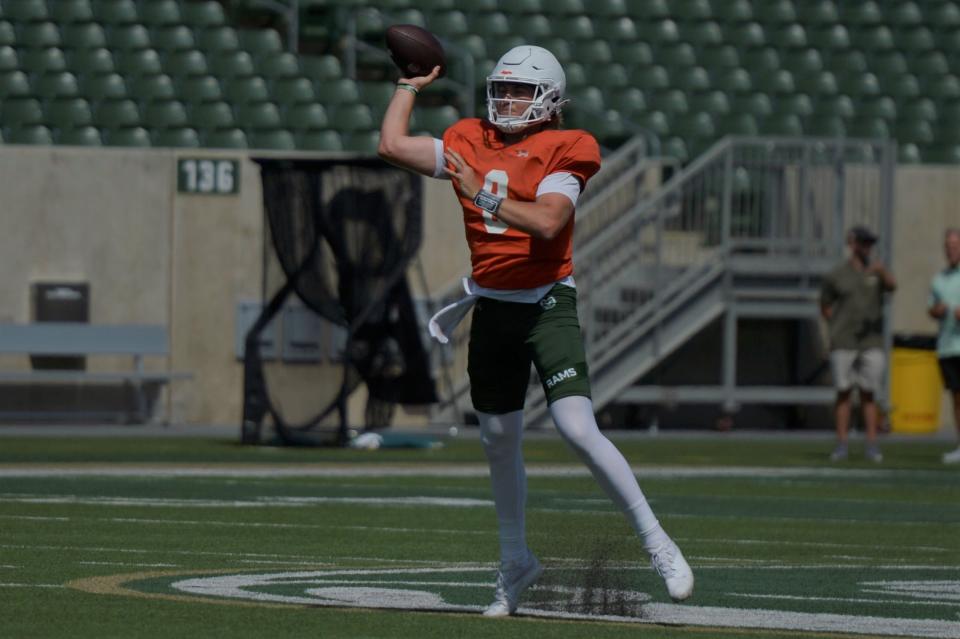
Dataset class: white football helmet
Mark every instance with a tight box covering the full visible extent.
[486,45,568,133]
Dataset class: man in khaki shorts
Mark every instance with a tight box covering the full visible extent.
[820,226,897,462]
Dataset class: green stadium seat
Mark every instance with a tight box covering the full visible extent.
[609,87,646,117]
[298,55,340,83]
[923,74,960,101]
[712,0,752,23]
[673,112,714,143]
[358,81,395,116]
[497,0,541,11]
[542,0,584,15]
[143,99,187,128]
[417,105,459,137]
[837,71,880,97]
[710,68,751,94]
[93,98,139,128]
[255,52,299,78]
[857,96,895,121]
[775,24,807,49]
[20,47,67,74]
[689,89,730,116]
[44,97,92,127]
[891,2,923,27]
[625,0,667,20]
[639,19,679,44]
[555,16,594,41]
[898,143,921,164]
[674,66,710,92]
[208,51,255,78]
[928,3,960,30]
[756,69,794,95]
[68,47,114,74]
[594,63,629,90]
[249,129,296,150]
[104,126,150,146]
[807,25,850,50]
[715,109,753,136]
[649,89,689,115]
[196,26,239,53]
[797,1,838,26]
[283,103,328,131]
[851,26,894,52]
[927,145,960,164]
[321,77,360,105]
[912,51,949,77]
[341,130,380,154]
[180,1,226,29]
[884,73,919,100]
[592,0,627,17]
[637,110,669,137]
[78,72,126,99]
[540,38,572,63]
[6,1,49,22]
[389,8,427,28]
[732,92,773,117]
[817,94,855,119]
[0,71,30,98]
[613,42,653,66]
[661,137,688,162]
[776,93,813,117]
[629,64,669,91]
[723,21,764,47]
[296,129,342,151]
[2,97,43,126]
[5,124,54,144]
[598,17,637,41]
[848,117,889,139]
[805,115,845,137]
[57,125,102,146]
[753,0,794,24]
[782,49,822,76]
[271,77,315,105]
[18,22,61,49]
[830,50,867,75]
[516,15,551,39]
[164,50,208,77]
[138,0,181,27]
[61,23,107,49]
[419,0,456,10]
[674,0,712,21]
[93,0,138,26]
[900,27,935,54]
[872,51,908,76]
[795,70,838,96]
[572,40,612,65]
[329,103,374,131]
[901,97,936,122]
[0,21,15,47]
[235,101,282,130]
[894,119,933,145]
[353,8,385,40]
[0,46,17,72]
[590,110,627,144]
[742,48,780,75]
[151,25,195,51]
[938,99,960,123]
[202,127,246,149]
[683,21,722,47]
[237,29,284,56]
[34,71,80,99]
[657,42,696,68]
[458,0,497,11]
[760,114,802,136]
[107,24,151,51]
[188,101,233,129]
[426,11,468,37]
[152,127,200,148]
[115,48,163,76]
[473,12,510,39]
[571,86,604,112]
[174,74,220,103]
[840,1,881,26]
[450,34,486,60]
[129,73,176,102]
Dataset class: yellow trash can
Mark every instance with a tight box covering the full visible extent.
[889,347,943,434]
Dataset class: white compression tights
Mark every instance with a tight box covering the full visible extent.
[478,395,668,564]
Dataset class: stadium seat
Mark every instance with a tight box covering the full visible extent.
[329,103,374,131]
[859,96,896,121]
[629,65,669,91]
[851,25,895,52]
[107,24,151,51]
[142,99,188,129]
[68,47,115,74]
[797,0,838,26]
[450,34,485,60]
[555,16,594,41]
[939,99,960,123]
[164,50,208,77]
[613,41,653,66]
[248,129,296,150]
[872,51,908,77]
[208,51,255,78]
[6,1,49,22]
[18,22,62,49]
[128,73,176,102]
[255,52,299,79]
[898,143,921,164]
[33,71,80,99]
[913,51,949,77]
[661,137,688,162]
[817,94,855,119]
[515,14,551,39]
[202,127,247,149]
[299,55,341,82]
[417,105,459,137]
[5,124,54,144]
[93,98,139,128]
[296,129,342,151]
[540,39,572,63]
[756,69,794,95]
[649,89,688,116]
[44,97,93,128]
[683,21,722,48]
[657,42,696,68]
[890,1,923,27]
[895,119,934,145]
[625,0,668,20]
[20,47,67,74]
[776,93,814,117]
[712,0,752,23]
[674,66,710,93]
[928,3,960,30]
[675,0,712,21]
[177,75,222,103]
[390,8,427,29]
[609,87,646,117]
[636,110,669,137]
[922,74,960,101]
[188,101,234,129]
[831,50,867,75]
[754,0,795,24]
[0,70,31,97]
[837,71,880,97]
[341,130,380,154]
[901,97,937,122]
[283,103,328,131]
[234,102,282,130]
[138,0,181,27]
[639,19,680,44]
[571,86,605,113]
[115,48,163,76]
[238,30,283,56]
[689,89,730,117]
[775,24,807,49]
[61,23,107,50]
[321,78,360,105]
[473,12,510,39]
[196,26,239,53]
[598,17,638,42]
[1,98,44,126]
[0,46,17,73]
[151,127,200,148]
[593,63,629,91]
[742,48,780,75]
[572,40,612,65]
[783,49,822,76]
[151,25,195,51]
[271,77,315,105]
[710,68,751,94]
[847,117,889,139]
[900,27,935,54]
[760,114,803,136]
[426,10,468,38]
[592,0,628,17]
[672,112,715,146]
[927,145,960,164]
[93,0,138,26]
[796,70,838,96]
[541,0,584,15]
[57,125,102,146]
[840,1,882,26]
[0,21,15,47]
[716,113,758,136]
[79,72,127,100]
[732,92,773,118]
[807,24,850,50]
[103,126,150,146]
[805,115,845,137]
[180,1,226,29]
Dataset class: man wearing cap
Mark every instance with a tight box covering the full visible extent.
[928,228,960,464]
[820,226,897,463]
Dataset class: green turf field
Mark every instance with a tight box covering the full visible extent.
[0,433,957,638]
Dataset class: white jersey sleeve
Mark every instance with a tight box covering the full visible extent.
[536,172,582,205]
[432,137,448,179]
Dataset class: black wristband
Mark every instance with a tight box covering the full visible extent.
[473,189,503,214]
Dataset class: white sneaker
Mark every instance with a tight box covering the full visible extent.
[483,551,543,617]
[650,539,694,602]
[865,444,883,464]
[830,443,848,462]
[943,447,960,464]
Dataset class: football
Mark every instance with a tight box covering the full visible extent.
[385,24,446,78]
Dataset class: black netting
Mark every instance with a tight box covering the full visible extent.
[242,159,436,446]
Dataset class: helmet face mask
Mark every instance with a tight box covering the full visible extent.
[486,46,567,133]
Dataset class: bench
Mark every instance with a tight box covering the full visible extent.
[0,323,191,423]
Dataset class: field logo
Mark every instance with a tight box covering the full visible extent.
[539,295,557,310]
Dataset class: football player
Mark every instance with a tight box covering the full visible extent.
[379,45,693,616]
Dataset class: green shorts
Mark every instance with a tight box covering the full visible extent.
[467,283,591,414]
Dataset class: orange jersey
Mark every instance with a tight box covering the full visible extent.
[442,118,601,289]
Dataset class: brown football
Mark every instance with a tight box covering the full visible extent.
[385,24,446,78]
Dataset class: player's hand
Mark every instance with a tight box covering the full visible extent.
[444,150,482,199]
[399,65,442,91]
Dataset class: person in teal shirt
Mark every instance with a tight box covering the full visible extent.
[929,228,960,464]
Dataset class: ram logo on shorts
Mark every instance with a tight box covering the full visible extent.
[539,295,557,310]
[545,367,577,388]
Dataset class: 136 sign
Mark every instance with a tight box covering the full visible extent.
[178,158,239,195]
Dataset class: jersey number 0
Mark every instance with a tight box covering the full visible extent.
[482,169,509,234]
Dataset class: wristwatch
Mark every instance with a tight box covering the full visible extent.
[473,189,503,215]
